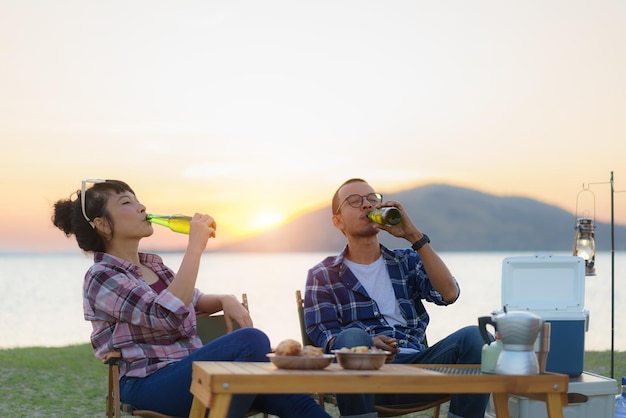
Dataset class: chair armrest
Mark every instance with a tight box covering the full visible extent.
[103,351,122,365]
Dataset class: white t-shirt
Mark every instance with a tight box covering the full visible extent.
[344,255,407,328]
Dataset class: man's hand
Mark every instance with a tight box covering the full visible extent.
[373,335,399,363]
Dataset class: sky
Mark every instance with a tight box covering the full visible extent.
[1,0,625,252]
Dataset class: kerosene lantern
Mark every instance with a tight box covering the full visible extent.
[573,217,596,276]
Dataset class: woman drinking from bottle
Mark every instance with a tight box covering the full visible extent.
[51,179,329,418]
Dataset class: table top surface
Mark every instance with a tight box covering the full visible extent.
[191,362,569,395]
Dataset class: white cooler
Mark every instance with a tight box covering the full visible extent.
[501,255,588,377]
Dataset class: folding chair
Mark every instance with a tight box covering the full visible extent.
[296,290,450,417]
[104,293,265,418]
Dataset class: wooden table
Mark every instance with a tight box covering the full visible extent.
[189,362,569,418]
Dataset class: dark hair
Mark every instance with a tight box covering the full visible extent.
[51,180,136,252]
[331,178,368,215]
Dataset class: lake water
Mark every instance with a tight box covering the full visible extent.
[1,251,624,352]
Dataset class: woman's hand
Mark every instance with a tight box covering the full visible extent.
[220,294,254,332]
[188,213,216,252]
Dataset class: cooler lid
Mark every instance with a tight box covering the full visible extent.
[501,255,585,312]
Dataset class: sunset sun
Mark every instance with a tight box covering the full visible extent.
[250,211,286,232]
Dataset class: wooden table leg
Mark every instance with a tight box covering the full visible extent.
[207,394,233,418]
[544,393,565,418]
[492,393,510,418]
[189,397,207,418]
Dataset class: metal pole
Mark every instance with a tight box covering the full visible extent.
[611,171,615,379]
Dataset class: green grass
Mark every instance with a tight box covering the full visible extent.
[1,344,623,417]
[0,344,105,417]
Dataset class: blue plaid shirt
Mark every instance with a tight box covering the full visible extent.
[304,245,459,352]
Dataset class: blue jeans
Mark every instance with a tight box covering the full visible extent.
[331,326,489,418]
[120,327,330,418]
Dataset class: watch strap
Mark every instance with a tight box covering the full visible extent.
[411,234,430,251]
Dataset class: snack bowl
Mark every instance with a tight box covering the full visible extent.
[332,350,391,370]
[267,353,335,370]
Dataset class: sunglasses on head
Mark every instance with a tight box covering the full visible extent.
[81,179,106,228]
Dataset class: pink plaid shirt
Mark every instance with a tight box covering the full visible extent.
[83,252,203,377]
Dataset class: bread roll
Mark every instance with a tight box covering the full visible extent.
[301,345,324,357]
[275,339,302,356]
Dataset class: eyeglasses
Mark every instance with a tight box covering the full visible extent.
[337,192,383,213]
[81,179,106,228]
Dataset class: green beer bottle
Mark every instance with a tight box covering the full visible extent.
[367,207,402,226]
[146,214,192,234]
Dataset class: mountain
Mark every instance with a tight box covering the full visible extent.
[216,184,626,253]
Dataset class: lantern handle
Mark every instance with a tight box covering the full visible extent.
[575,186,595,223]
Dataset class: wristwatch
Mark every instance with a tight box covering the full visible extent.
[411,234,430,251]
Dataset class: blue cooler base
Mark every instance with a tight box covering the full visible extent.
[544,317,586,377]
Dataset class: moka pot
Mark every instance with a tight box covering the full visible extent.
[478,310,543,375]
